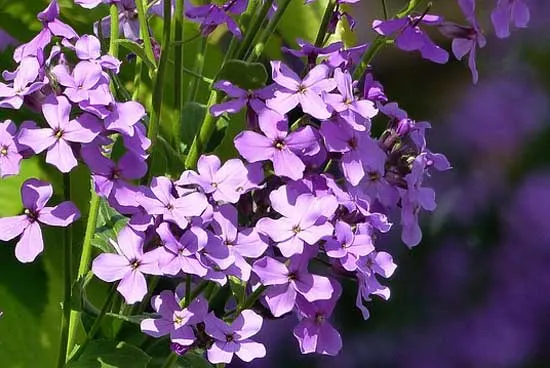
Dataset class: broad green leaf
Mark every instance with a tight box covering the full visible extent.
[180,102,206,148]
[91,199,128,253]
[177,351,214,368]
[216,60,268,90]
[116,39,157,71]
[213,110,246,161]
[66,340,151,368]
[228,276,247,305]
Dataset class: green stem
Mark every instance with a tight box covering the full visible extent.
[179,281,210,307]
[67,286,116,363]
[381,0,389,19]
[184,90,220,169]
[136,0,156,67]
[66,9,121,357]
[174,0,185,111]
[132,56,143,100]
[189,36,208,103]
[57,174,73,367]
[146,0,172,182]
[182,66,214,84]
[314,0,337,47]
[247,0,293,62]
[161,353,178,368]
[236,0,270,59]
[238,286,266,313]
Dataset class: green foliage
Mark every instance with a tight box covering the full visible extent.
[177,351,215,368]
[91,199,129,253]
[66,340,151,368]
[228,275,247,306]
[179,102,207,149]
[116,39,157,71]
[216,60,268,90]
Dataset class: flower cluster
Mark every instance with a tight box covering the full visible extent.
[0,0,531,365]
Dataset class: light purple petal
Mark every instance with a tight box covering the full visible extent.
[15,222,43,263]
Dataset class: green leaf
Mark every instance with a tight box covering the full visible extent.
[91,199,128,253]
[115,39,157,71]
[213,110,246,161]
[228,276,247,306]
[216,60,268,90]
[180,102,206,148]
[177,351,214,368]
[66,340,151,368]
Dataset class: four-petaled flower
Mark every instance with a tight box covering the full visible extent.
[0,179,80,263]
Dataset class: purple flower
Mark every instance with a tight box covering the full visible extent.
[253,255,334,317]
[156,222,209,277]
[355,251,397,319]
[0,57,45,109]
[95,0,142,41]
[14,0,77,62]
[234,115,320,180]
[92,226,162,304]
[266,61,336,120]
[0,29,17,52]
[177,155,249,204]
[324,221,375,271]
[282,39,343,68]
[373,14,449,64]
[204,310,266,364]
[212,205,268,281]
[104,101,146,137]
[140,289,208,346]
[399,155,437,247]
[186,0,248,39]
[491,0,530,38]
[439,0,487,84]
[75,35,121,71]
[0,120,23,178]
[257,187,337,257]
[18,95,101,172]
[0,179,80,263]
[320,119,386,186]
[82,147,147,202]
[52,61,105,103]
[324,43,367,70]
[138,176,209,230]
[293,280,342,356]
[323,68,378,130]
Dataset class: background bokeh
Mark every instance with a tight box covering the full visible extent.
[1,0,549,367]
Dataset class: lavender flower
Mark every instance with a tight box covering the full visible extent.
[253,255,334,317]
[186,0,248,39]
[92,226,162,304]
[266,61,336,120]
[373,14,449,64]
[0,120,22,178]
[257,187,337,257]
[140,289,208,346]
[293,280,343,356]
[0,179,80,262]
[491,0,530,38]
[234,115,320,180]
[0,57,45,109]
[204,310,266,364]
[18,96,101,173]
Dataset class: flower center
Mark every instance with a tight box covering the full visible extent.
[0,145,8,156]
[211,182,218,188]
[225,333,235,342]
[292,225,302,234]
[288,272,298,281]
[54,128,64,139]
[274,139,285,150]
[367,171,380,182]
[347,137,357,150]
[24,208,39,222]
[297,84,307,94]
[130,259,141,269]
[314,312,325,325]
